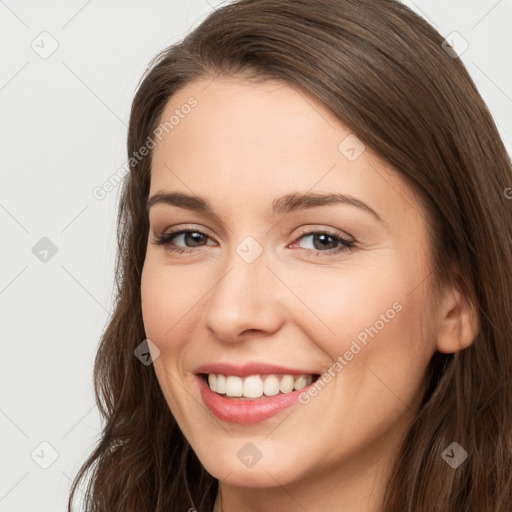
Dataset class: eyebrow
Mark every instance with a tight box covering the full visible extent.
[146,191,383,223]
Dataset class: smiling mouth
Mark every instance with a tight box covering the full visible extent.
[200,373,321,400]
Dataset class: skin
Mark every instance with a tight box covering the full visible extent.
[140,76,479,512]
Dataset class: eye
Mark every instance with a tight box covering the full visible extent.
[153,228,216,254]
[152,226,355,257]
[290,228,355,256]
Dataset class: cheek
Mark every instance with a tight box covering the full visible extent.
[286,258,415,346]
[140,261,193,344]
[140,263,194,420]
[289,282,431,457]
[288,258,433,393]
[140,265,165,341]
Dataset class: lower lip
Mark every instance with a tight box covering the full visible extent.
[195,374,315,425]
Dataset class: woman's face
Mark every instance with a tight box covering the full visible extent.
[141,77,440,490]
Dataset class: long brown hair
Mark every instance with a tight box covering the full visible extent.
[68,0,512,510]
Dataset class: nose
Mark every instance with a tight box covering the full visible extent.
[203,247,285,343]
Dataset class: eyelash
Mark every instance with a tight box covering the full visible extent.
[152,227,355,257]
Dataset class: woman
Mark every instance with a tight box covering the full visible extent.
[68,0,512,510]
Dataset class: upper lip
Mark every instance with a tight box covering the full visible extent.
[194,362,320,377]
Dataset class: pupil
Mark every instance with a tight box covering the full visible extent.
[314,234,335,250]
[186,232,204,246]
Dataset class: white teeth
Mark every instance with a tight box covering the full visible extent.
[216,374,226,394]
[225,376,243,397]
[263,374,280,396]
[243,375,263,398]
[206,373,314,398]
[294,375,309,390]
[279,374,295,394]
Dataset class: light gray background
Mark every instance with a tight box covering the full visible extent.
[1,1,511,510]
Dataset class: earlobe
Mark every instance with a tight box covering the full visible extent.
[435,286,481,354]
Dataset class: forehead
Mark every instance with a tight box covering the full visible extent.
[150,77,423,228]
[153,77,343,168]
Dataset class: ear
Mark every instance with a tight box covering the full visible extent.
[435,283,480,354]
